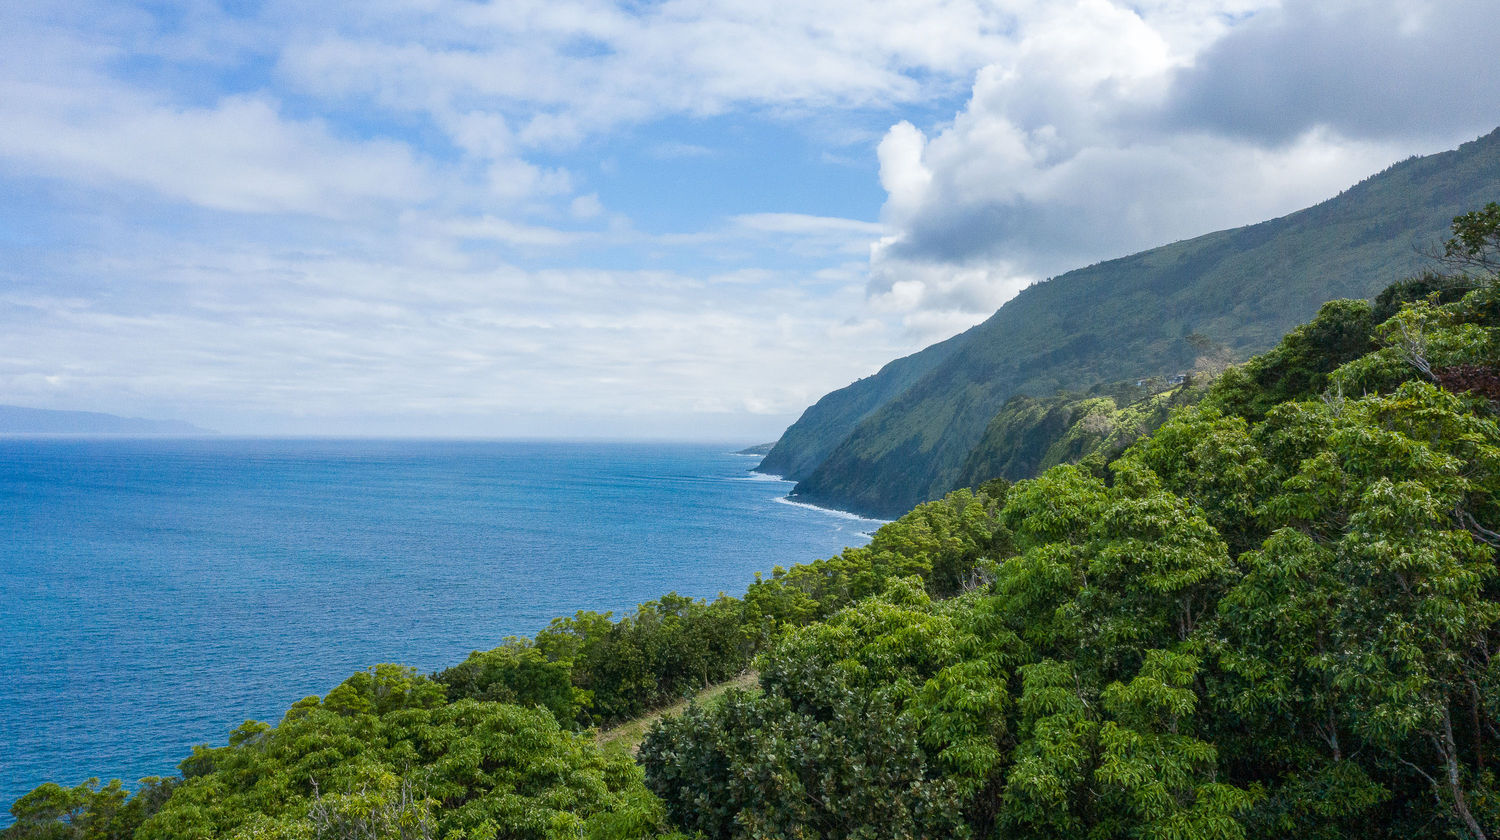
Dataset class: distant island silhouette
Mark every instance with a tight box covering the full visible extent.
[0,405,212,435]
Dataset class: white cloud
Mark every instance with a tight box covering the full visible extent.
[430,215,589,248]
[0,209,918,434]
[867,252,1037,339]
[0,12,590,220]
[0,18,434,217]
[1168,0,1500,143]
[440,110,518,159]
[730,213,884,237]
[0,93,423,217]
[865,0,1492,325]
[876,121,931,223]
[649,141,717,159]
[569,193,605,219]
[272,0,1025,148]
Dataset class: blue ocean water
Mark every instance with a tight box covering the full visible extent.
[0,438,881,820]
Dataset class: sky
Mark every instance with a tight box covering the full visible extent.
[2,0,1497,439]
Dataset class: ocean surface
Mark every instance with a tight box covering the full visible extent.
[0,438,883,821]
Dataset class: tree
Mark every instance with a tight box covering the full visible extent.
[1001,654,1256,840]
[1439,203,1500,276]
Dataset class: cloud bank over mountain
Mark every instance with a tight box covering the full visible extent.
[868,0,1500,331]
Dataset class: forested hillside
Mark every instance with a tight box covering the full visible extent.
[6,207,1498,840]
[951,379,1204,490]
[645,210,1500,840]
[767,127,1500,518]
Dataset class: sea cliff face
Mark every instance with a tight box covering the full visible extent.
[762,127,1500,519]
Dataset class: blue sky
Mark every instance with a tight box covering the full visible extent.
[2,0,1497,438]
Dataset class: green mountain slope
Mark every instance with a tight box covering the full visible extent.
[756,330,966,479]
[774,127,1500,518]
[953,381,1203,490]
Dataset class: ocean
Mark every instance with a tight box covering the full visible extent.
[0,438,882,820]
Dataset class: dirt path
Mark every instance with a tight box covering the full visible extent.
[595,670,760,754]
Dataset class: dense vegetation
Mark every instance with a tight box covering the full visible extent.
[7,207,1499,838]
[763,127,1500,518]
[644,213,1500,839]
[952,378,1207,491]
[3,478,1007,840]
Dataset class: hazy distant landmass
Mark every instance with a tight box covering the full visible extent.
[0,405,212,435]
[735,442,777,456]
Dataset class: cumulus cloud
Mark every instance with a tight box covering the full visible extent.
[877,121,932,222]
[866,0,1498,329]
[1169,0,1500,144]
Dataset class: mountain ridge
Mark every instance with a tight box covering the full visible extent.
[764,126,1500,518]
[756,329,967,479]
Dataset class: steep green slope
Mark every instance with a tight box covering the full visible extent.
[646,278,1500,840]
[756,330,965,479]
[784,127,1500,517]
[953,381,1203,489]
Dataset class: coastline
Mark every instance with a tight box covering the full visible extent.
[774,494,891,527]
[0,440,877,821]
[744,465,893,527]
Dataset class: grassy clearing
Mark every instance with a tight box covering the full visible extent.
[596,670,760,755]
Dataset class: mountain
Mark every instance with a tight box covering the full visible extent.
[757,331,966,478]
[0,405,212,435]
[766,127,1500,518]
[951,379,1204,491]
